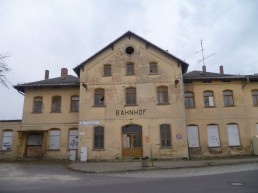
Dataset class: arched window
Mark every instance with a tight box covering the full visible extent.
[1,130,13,150]
[71,95,79,112]
[51,96,61,112]
[157,86,168,104]
[94,126,104,149]
[203,91,215,107]
[184,92,195,108]
[223,90,234,107]
[94,88,105,106]
[33,96,43,113]
[48,129,60,150]
[126,87,136,105]
[160,124,171,147]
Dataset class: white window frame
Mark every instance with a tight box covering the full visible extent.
[69,129,78,150]
[187,125,200,148]
[48,130,60,150]
[2,130,13,150]
[207,125,220,147]
[227,124,240,146]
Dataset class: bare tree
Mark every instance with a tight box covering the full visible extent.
[0,54,10,88]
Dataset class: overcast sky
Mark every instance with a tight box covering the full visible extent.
[0,0,258,120]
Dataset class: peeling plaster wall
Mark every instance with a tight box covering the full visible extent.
[78,36,188,160]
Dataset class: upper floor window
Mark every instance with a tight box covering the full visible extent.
[184,92,195,108]
[126,87,136,105]
[157,86,169,105]
[71,96,79,112]
[127,63,135,75]
[104,64,111,76]
[204,91,215,107]
[150,63,158,74]
[33,96,43,113]
[252,90,258,106]
[223,90,234,107]
[160,124,171,147]
[94,126,104,149]
[51,96,61,112]
[1,130,13,150]
[94,88,105,106]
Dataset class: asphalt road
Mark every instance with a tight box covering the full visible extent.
[0,162,257,193]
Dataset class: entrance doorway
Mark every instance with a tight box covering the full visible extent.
[122,124,143,158]
[25,132,43,158]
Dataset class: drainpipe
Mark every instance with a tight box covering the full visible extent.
[242,77,250,89]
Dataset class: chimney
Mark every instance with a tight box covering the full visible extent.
[61,68,68,77]
[219,65,224,74]
[45,70,49,80]
[202,65,206,73]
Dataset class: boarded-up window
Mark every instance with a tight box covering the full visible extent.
[48,130,60,150]
[207,125,220,147]
[69,129,78,150]
[204,91,215,107]
[187,126,200,147]
[227,124,240,146]
[2,131,13,150]
[256,124,258,134]
[27,135,43,145]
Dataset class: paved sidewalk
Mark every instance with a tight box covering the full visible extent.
[68,156,258,173]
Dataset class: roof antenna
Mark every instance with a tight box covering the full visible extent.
[196,39,216,69]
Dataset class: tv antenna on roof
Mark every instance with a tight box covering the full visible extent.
[196,39,216,66]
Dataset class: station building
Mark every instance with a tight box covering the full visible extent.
[1,31,258,161]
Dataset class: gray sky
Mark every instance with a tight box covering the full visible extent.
[0,0,258,120]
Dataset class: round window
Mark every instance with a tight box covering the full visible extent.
[125,46,134,55]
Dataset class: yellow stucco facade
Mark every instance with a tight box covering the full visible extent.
[0,31,257,161]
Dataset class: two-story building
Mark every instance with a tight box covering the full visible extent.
[1,31,257,161]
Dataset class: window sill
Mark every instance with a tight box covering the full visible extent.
[124,104,138,107]
[185,107,196,109]
[31,112,43,114]
[92,105,106,108]
[50,111,62,113]
[160,146,173,149]
[103,75,112,77]
[70,111,79,113]
[1,149,12,152]
[157,103,170,105]
[224,106,235,108]
[92,148,105,151]
[149,73,159,75]
[48,149,60,151]
[204,106,216,108]
[126,74,135,76]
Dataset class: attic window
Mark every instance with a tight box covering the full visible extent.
[125,46,134,55]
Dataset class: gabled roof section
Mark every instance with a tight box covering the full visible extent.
[183,70,247,82]
[14,75,79,93]
[73,31,189,76]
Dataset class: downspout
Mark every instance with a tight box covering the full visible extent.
[242,76,250,89]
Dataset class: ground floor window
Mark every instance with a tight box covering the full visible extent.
[48,129,60,150]
[207,125,220,147]
[160,124,171,147]
[187,125,200,147]
[227,124,240,146]
[94,126,104,149]
[69,129,78,150]
[1,130,13,150]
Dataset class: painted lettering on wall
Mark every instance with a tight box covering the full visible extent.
[116,109,147,116]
